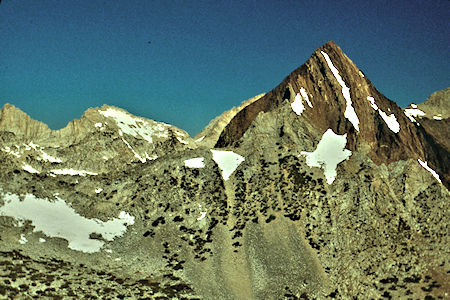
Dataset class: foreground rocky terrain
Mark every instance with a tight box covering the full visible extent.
[0,41,448,299]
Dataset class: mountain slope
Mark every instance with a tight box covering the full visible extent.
[0,42,448,299]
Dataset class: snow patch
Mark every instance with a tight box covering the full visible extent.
[39,238,46,243]
[95,122,103,128]
[1,146,21,158]
[358,71,365,77]
[195,136,205,142]
[40,150,62,163]
[433,115,443,120]
[50,169,98,176]
[367,96,378,110]
[291,88,313,116]
[0,193,135,253]
[418,159,441,183]
[411,104,417,108]
[300,129,352,184]
[145,153,158,161]
[300,87,313,108]
[210,150,245,181]
[291,93,305,115]
[95,188,103,194]
[197,211,207,221]
[22,164,40,174]
[378,110,400,133]
[321,51,360,131]
[184,157,205,168]
[119,133,146,163]
[404,108,426,123]
[175,131,189,144]
[19,234,28,244]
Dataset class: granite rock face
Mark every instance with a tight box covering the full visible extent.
[0,42,448,299]
[417,87,450,118]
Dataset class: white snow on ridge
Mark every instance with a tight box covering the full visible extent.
[210,150,245,181]
[0,193,135,253]
[321,51,360,132]
[99,108,169,144]
[300,129,352,184]
[50,169,98,176]
[418,159,441,183]
[433,115,443,120]
[367,97,378,110]
[404,108,426,123]
[184,157,205,168]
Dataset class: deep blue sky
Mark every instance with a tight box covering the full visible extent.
[0,1,448,135]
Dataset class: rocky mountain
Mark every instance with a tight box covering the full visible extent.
[195,93,265,148]
[0,41,448,299]
[414,87,449,119]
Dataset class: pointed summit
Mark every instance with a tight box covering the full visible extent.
[214,41,449,187]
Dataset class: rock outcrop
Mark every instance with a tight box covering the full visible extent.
[195,93,265,147]
[0,42,448,299]
[417,87,450,118]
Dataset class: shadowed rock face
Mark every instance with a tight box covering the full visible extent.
[0,42,448,299]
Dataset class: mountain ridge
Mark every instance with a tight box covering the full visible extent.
[0,41,448,299]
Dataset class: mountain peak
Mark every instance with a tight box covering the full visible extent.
[214,42,449,187]
[416,87,449,119]
[0,103,51,139]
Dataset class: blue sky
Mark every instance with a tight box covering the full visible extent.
[0,0,448,135]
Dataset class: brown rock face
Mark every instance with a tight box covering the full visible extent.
[216,41,449,187]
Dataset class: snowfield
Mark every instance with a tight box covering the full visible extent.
[210,150,245,181]
[0,193,135,253]
[300,129,352,184]
[184,157,205,168]
[99,108,169,143]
